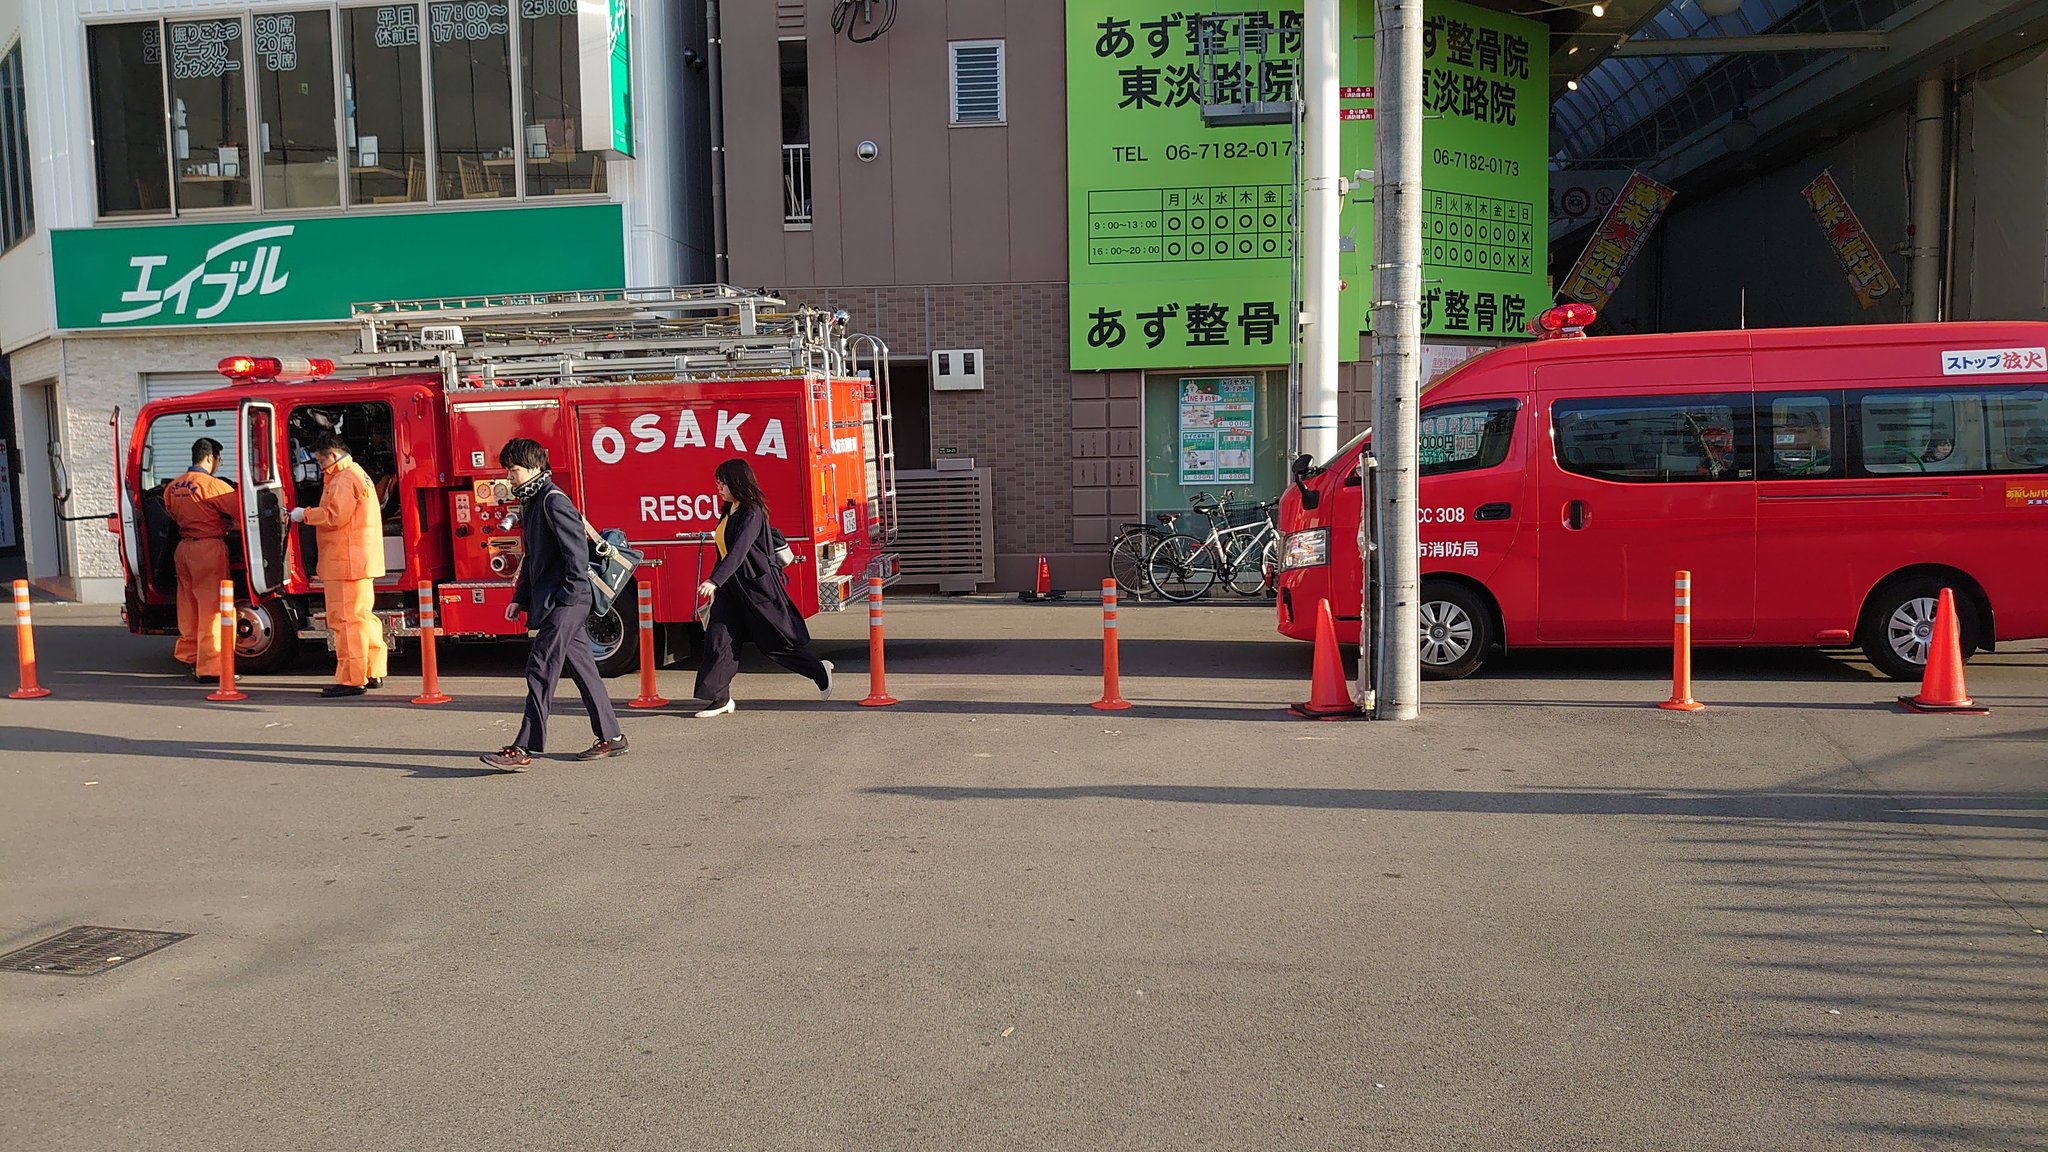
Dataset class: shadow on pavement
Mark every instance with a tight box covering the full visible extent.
[0,726,516,779]
[863,783,2048,831]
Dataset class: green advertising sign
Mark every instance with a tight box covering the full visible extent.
[1067,1,1548,371]
[51,204,626,330]
[580,0,636,156]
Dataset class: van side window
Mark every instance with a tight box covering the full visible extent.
[1551,395,1751,483]
[1760,394,1841,479]
[1854,386,2048,476]
[1419,400,1517,477]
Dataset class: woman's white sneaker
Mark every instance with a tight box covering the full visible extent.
[820,661,835,700]
[694,698,736,718]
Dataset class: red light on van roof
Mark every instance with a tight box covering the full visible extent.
[217,356,336,382]
[1532,304,1597,340]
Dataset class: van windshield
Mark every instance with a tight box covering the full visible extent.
[1310,373,1455,467]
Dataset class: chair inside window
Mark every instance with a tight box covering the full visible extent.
[367,157,423,205]
[456,156,502,199]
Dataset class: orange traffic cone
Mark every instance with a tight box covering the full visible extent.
[1290,598,1361,720]
[1898,588,1989,714]
[1018,554,1064,602]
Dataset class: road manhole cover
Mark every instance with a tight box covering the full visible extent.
[0,926,191,976]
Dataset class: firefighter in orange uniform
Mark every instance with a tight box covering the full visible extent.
[165,437,244,681]
[291,432,388,697]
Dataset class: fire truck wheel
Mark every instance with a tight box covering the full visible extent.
[1859,576,1982,682]
[234,598,301,674]
[587,601,637,679]
[1418,580,1492,681]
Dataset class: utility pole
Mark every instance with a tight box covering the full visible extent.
[1300,0,1341,465]
[1370,0,1422,720]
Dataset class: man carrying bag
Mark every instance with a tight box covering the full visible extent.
[480,438,629,770]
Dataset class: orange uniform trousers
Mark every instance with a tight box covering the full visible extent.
[322,577,388,687]
[173,539,232,677]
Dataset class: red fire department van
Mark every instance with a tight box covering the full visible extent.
[1276,308,2048,680]
[115,287,900,677]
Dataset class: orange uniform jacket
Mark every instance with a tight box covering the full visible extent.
[164,469,241,539]
[302,458,387,580]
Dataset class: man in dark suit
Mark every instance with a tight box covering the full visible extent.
[480,438,628,770]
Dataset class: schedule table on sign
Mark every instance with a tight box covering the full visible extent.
[1087,186,1294,265]
[1422,190,1537,274]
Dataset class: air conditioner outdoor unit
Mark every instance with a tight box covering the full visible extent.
[931,348,985,391]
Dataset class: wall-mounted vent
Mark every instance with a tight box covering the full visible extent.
[931,348,986,392]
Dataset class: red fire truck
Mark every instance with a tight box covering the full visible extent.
[115,287,900,677]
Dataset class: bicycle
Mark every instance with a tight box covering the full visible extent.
[1144,491,1281,603]
[1107,510,1184,598]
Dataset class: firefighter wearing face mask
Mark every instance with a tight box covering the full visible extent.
[290,432,388,697]
[165,437,245,681]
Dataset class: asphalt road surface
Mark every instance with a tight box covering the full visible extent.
[4,599,2043,1151]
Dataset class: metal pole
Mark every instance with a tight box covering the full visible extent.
[1908,72,1945,323]
[1370,0,1422,720]
[1300,0,1341,464]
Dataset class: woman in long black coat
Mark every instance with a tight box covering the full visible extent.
[692,458,834,716]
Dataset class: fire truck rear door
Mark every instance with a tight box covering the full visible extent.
[237,400,289,595]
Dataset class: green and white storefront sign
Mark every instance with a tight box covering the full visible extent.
[1067,0,1548,371]
[51,203,626,330]
[580,0,635,156]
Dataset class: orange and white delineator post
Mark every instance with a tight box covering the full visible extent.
[9,579,50,699]
[412,582,452,705]
[206,579,248,702]
[1092,579,1131,711]
[629,583,668,709]
[1659,569,1705,712]
[858,576,899,707]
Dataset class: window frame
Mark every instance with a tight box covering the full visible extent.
[1550,392,1756,485]
[0,39,33,251]
[81,3,610,222]
[948,39,1005,127]
[1757,390,1846,481]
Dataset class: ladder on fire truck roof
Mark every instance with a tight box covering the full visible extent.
[344,285,898,543]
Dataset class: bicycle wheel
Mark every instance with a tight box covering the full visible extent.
[1147,533,1218,602]
[1108,529,1159,597]
[1226,535,1278,596]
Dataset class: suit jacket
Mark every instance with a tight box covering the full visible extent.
[514,481,591,615]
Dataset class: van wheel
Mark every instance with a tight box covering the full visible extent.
[1860,578,1980,682]
[235,598,300,674]
[1419,581,1492,680]
[588,598,638,678]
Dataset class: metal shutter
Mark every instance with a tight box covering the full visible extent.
[950,42,1004,125]
[138,374,239,489]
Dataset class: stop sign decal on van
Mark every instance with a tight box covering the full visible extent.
[575,399,807,533]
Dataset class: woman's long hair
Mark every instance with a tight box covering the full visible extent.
[715,458,769,514]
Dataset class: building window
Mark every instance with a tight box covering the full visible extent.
[88,24,172,216]
[1552,395,1752,483]
[949,40,1004,126]
[84,4,611,219]
[256,11,341,211]
[344,5,428,206]
[429,1,514,200]
[169,17,254,211]
[781,39,809,226]
[521,0,605,196]
[0,43,31,250]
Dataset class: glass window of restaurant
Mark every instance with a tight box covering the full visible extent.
[521,0,604,196]
[89,24,172,215]
[255,11,341,210]
[429,1,513,201]
[84,5,611,219]
[168,17,253,211]
[344,4,428,205]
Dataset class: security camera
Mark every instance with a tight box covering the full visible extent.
[856,140,879,162]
